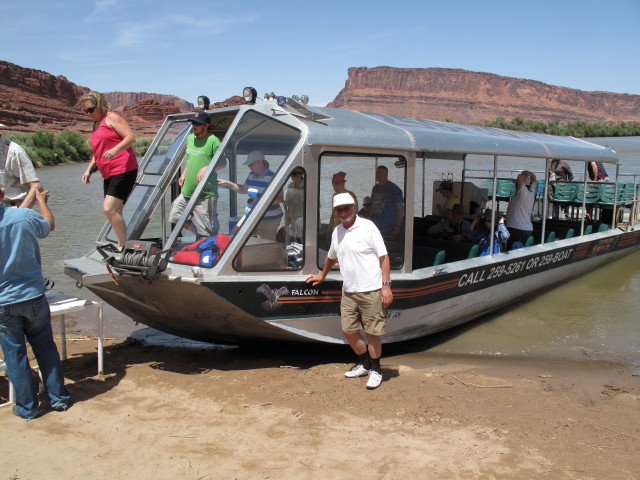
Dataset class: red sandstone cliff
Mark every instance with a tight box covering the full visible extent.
[3,61,640,137]
[0,61,89,133]
[328,67,640,123]
[0,61,194,135]
[104,92,192,111]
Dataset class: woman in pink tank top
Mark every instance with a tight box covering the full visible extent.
[78,91,138,250]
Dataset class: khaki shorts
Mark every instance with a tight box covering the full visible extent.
[340,289,386,336]
[169,194,218,237]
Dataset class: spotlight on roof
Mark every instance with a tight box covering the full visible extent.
[290,95,309,105]
[242,87,257,104]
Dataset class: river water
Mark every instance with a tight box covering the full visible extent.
[35,136,640,366]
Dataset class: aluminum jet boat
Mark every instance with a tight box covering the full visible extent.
[59,94,640,344]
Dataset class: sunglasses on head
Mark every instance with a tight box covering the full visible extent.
[84,106,96,114]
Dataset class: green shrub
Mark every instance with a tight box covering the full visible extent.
[481,119,640,137]
[133,137,153,157]
[4,130,92,166]
[54,130,93,163]
[31,130,55,149]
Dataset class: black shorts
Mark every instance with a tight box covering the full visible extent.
[103,169,137,202]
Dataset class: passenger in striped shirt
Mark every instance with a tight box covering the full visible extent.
[218,150,283,240]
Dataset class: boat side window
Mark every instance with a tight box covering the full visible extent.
[232,166,306,271]
[318,154,406,270]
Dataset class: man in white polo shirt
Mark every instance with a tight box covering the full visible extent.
[306,192,393,389]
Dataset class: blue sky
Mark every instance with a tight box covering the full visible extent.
[2,0,639,107]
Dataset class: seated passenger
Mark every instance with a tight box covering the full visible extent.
[427,181,460,237]
[358,196,372,219]
[284,168,305,244]
[469,209,510,256]
[218,150,283,240]
[370,166,404,240]
[432,204,472,242]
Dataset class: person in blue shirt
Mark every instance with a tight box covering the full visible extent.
[469,208,510,255]
[0,187,71,420]
[370,166,404,240]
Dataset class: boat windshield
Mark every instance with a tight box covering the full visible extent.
[165,110,301,270]
[98,119,193,247]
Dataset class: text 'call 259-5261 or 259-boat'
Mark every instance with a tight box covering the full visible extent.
[59,91,640,345]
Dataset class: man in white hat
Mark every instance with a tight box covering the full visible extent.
[306,192,393,390]
[218,150,283,240]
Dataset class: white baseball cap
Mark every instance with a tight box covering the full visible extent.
[333,192,355,208]
[243,150,265,166]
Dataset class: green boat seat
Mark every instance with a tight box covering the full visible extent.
[532,229,555,244]
[598,183,624,205]
[553,226,575,239]
[621,183,636,206]
[496,179,516,199]
[575,183,601,203]
[414,237,480,262]
[412,246,446,270]
[552,181,578,203]
[479,179,494,198]
[524,235,535,247]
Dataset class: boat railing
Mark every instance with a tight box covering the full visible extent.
[464,168,531,181]
[463,167,639,240]
[617,173,640,226]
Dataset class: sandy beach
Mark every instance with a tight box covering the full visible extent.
[1,334,639,480]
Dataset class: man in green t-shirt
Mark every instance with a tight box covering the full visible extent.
[169,111,224,237]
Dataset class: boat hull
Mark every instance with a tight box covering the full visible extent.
[73,229,640,345]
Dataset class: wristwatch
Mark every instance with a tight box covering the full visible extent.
[383,281,392,286]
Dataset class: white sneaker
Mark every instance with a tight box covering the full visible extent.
[345,364,369,378]
[366,370,383,390]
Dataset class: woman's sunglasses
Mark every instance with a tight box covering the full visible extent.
[84,106,96,114]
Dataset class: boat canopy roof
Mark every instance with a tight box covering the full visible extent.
[281,105,620,164]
